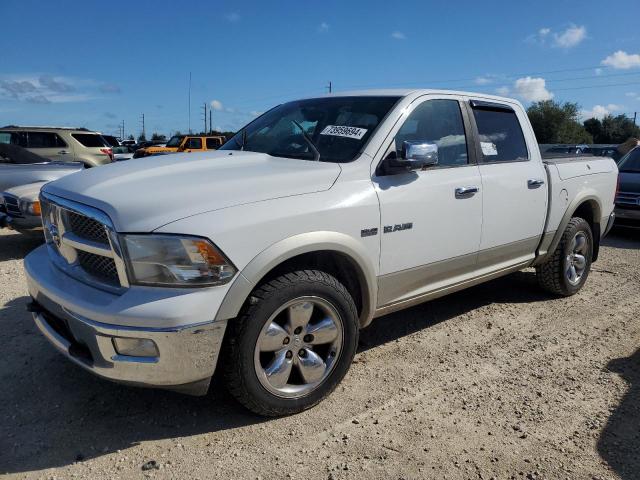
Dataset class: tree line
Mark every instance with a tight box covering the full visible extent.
[527,100,640,144]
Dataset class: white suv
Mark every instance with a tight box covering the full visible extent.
[0,126,113,167]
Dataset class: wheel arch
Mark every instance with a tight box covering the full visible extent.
[538,194,603,265]
[214,232,378,328]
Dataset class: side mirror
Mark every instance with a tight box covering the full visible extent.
[381,141,439,175]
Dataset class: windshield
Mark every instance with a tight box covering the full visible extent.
[219,96,400,162]
[619,147,640,173]
[166,135,183,147]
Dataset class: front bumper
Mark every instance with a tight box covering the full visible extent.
[0,212,42,234]
[614,206,640,226]
[25,245,230,394]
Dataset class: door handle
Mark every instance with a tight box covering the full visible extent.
[455,186,479,198]
[58,150,70,155]
[527,178,545,188]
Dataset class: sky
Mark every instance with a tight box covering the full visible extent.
[2,0,640,138]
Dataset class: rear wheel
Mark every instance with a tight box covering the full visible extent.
[223,270,359,416]
[536,217,593,296]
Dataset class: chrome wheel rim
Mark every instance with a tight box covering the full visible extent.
[254,296,343,399]
[565,231,589,286]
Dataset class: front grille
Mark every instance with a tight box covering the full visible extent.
[67,211,109,244]
[616,191,640,209]
[77,251,119,285]
[3,194,23,218]
[41,194,127,291]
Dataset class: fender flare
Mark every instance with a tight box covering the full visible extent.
[214,231,378,327]
[534,192,602,266]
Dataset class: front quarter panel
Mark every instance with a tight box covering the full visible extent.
[154,180,381,325]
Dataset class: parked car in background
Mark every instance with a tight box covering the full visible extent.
[0,182,47,235]
[0,144,84,234]
[0,126,113,167]
[583,145,622,162]
[614,146,640,227]
[121,139,136,147]
[112,145,136,161]
[133,134,226,158]
[543,145,589,156]
[25,90,617,416]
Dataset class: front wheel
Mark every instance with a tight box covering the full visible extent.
[536,217,593,296]
[222,270,359,416]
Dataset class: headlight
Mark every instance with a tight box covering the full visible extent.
[121,234,236,287]
[19,200,41,216]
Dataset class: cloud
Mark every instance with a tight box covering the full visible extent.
[625,92,639,100]
[496,86,510,96]
[601,50,640,69]
[581,104,622,120]
[99,83,121,93]
[26,94,51,104]
[391,31,406,40]
[513,77,553,102]
[225,12,240,22]
[210,99,224,111]
[104,111,117,119]
[553,25,586,48]
[474,76,493,85]
[250,111,264,117]
[595,68,603,75]
[318,22,329,33]
[0,79,37,97]
[526,25,586,48]
[39,75,74,93]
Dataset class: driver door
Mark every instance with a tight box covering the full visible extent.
[373,96,483,307]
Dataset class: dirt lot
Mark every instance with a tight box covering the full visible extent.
[0,228,639,480]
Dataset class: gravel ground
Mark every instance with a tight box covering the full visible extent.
[0,227,639,480]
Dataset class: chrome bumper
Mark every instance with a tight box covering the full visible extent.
[30,296,225,395]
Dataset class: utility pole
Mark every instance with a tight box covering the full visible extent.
[121,120,125,140]
[188,72,192,134]
[140,113,145,140]
[326,81,332,94]
[634,111,637,126]
[201,102,207,134]
[209,110,212,134]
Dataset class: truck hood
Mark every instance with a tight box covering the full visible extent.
[43,151,341,231]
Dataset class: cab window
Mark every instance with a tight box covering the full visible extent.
[393,99,468,167]
[206,137,221,149]
[26,131,67,148]
[185,137,202,149]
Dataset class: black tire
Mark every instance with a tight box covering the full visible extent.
[222,270,359,416]
[536,217,593,296]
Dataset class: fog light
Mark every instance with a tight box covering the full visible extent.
[112,337,159,357]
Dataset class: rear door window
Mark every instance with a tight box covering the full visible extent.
[26,131,67,148]
[471,104,529,162]
[206,137,221,149]
[72,133,108,148]
[0,131,27,146]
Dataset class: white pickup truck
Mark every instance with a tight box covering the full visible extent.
[25,90,617,416]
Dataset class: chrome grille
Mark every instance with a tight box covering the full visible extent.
[3,194,23,218]
[77,251,119,285]
[67,211,109,244]
[40,193,128,292]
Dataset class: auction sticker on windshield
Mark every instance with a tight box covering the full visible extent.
[320,125,368,140]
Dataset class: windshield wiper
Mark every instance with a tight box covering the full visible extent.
[292,120,320,161]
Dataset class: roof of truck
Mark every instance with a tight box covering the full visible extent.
[300,89,519,104]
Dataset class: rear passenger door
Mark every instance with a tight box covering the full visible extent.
[467,99,547,267]
[26,131,70,162]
